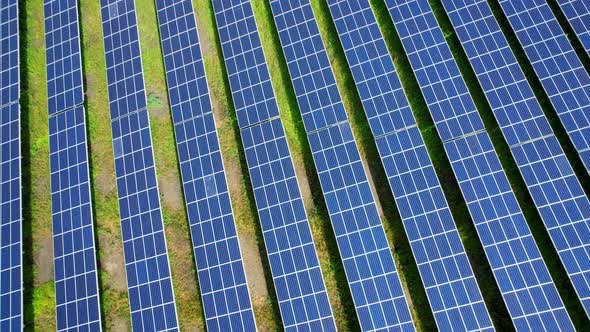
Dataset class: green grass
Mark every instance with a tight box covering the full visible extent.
[21,0,590,330]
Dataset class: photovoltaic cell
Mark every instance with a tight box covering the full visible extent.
[494,0,590,316]
[44,0,84,115]
[0,0,18,107]
[270,1,416,330]
[48,107,101,331]
[557,0,590,56]
[497,0,590,173]
[213,0,337,330]
[155,1,256,330]
[327,0,568,330]
[0,103,21,332]
[441,0,581,327]
[100,0,179,330]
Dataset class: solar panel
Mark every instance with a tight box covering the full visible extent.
[0,0,21,330]
[100,1,179,330]
[155,1,256,330]
[212,1,337,330]
[441,0,582,327]
[557,0,590,56]
[327,0,570,330]
[48,107,101,331]
[0,0,19,107]
[497,0,590,173]
[270,1,417,330]
[44,0,84,115]
[0,102,21,332]
[43,1,103,329]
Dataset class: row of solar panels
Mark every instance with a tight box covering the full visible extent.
[1,0,589,331]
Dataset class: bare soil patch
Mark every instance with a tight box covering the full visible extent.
[159,174,184,213]
[98,233,127,292]
[239,232,269,302]
[34,235,54,284]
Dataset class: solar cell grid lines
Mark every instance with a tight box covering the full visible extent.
[558,0,590,56]
[48,107,101,331]
[0,0,18,107]
[270,1,417,330]
[456,0,590,312]
[212,0,337,330]
[155,0,256,330]
[497,0,590,173]
[100,0,179,330]
[44,0,84,115]
[0,102,22,332]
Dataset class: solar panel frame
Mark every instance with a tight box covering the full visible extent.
[48,106,102,331]
[557,0,590,56]
[154,1,256,330]
[100,0,179,330]
[327,0,572,330]
[212,0,337,330]
[497,0,590,173]
[270,1,418,330]
[44,0,84,115]
[0,102,22,332]
[0,0,19,107]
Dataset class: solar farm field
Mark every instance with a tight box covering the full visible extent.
[15,0,590,330]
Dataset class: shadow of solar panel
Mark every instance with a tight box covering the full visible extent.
[100,0,179,330]
[212,0,337,330]
[44,0,84,115]
[497,0,590,174]
[270,0,418,330]
[48,106,101,331]
[155,1,256,330]
[445,0,590,319]
[0,102,22,332]
[0,0,19,107]
[558,0,590,56]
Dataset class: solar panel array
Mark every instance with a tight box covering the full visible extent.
[327,0,573,330]
[0,0,21,330]
[100,0,179,330]
[155,1,256,330]
[442,0,583,328]
[558,0,590,55]
[456,0,590,318]
[270,1,417,330]
[44,0,103,330]
[213,1,337,330]
[497,0,590,173]
[386,0,577,329]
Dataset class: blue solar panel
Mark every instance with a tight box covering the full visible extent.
[48,107,101,331]
[43,0,103,329]
[270,1,416,330]
[155,1,256,330]
[0,102,21,332]
[44,0,84,115]
[327,0,569,330]
[558,0,590,56]
[213,1,337,330]
[0,0,18,107]
[100,1,179,330]
[497,0,590,173]
[101,0,146,119]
